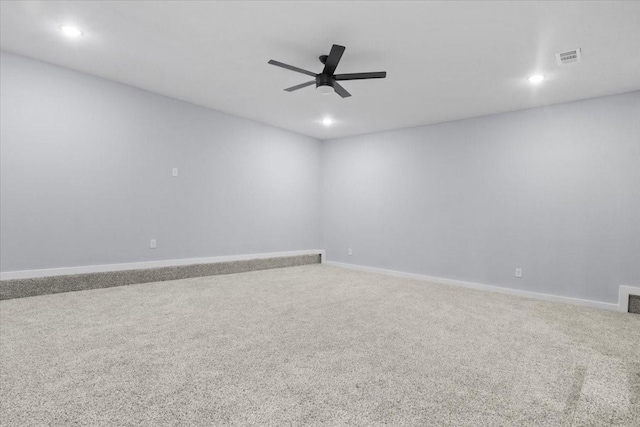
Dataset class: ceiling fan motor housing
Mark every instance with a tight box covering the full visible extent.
[316,73,334,91]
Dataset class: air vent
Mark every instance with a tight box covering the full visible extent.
[556,48,581,66]
[630,295,640,314]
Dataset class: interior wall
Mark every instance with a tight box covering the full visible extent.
[2,51,638,306]
[321,91,640,304]
[0,52,321,272]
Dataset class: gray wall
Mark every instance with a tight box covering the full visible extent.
[0,52,321,271]
[321,91,640,304]
[2,51,639,305]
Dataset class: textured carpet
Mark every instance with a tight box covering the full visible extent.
[1,265,638,426]
[0,254,321,300]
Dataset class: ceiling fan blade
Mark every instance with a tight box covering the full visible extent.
[322,44,345,75]
[284,80,316,92]
[268,60,316,77]
[334,71,387,81]
[333,82,351,98]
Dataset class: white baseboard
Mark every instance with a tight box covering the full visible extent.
[3,253,630,313]
[324,260,619,312]
[618,286,640,313]
[0,249,325,280]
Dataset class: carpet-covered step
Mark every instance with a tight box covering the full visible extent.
[0,254,321,300]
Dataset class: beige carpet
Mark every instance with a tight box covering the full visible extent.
[1,264,638,426]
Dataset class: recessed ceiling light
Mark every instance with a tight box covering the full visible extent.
[60,26,83,38]
[528,74,545,84]
[322,117,333,126]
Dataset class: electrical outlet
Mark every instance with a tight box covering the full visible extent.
[150,239,157,249]
[172,168,178,177]
[348,248,353,256]
[515,268,522,278]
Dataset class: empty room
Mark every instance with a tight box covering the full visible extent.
[1,1,639,426]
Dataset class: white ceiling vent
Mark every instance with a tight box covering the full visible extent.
[556,48,581,66]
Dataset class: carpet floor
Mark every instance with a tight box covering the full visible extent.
[1,265,638,426]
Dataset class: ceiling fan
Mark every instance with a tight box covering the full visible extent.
[268,44,386,98]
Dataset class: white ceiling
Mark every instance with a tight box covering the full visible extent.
[1,1,639,140]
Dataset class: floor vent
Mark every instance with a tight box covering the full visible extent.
[556,48,581,65]
[629,295,640,314]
